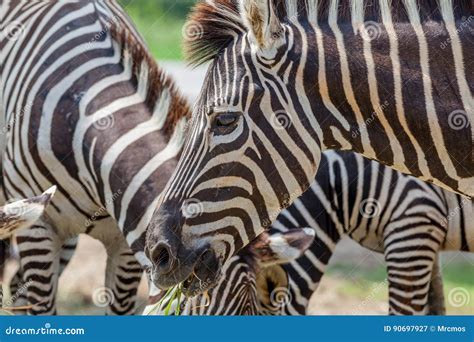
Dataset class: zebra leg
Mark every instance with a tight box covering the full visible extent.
[4,265,23,310]
[5,238,27,310]
[102,239,142,315]
[0,239,9,307]
[7,237,76,313]
[59,237,78,274]
[15,223,61,315]
[427,254,446,315]
[385,237,441,315]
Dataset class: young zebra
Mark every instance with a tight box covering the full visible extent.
[146,0,473,295]
[155,151,471,315]
[1,1,189,314]
[0,187,56,306]
[0,187,56,240]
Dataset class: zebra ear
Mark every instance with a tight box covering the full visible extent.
[252,228,315,266]
[239,0,284,52]
[0,186,56,240]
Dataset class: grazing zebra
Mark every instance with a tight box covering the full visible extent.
[145,0,473,295]
[1,0,189,314]
[155,151,472,315]
[145,227,316,315]
[157,246,446,316]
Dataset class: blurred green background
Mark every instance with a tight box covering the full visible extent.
[119,0,195,60]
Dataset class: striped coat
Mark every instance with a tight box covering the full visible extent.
[145,0,473,295]
[1,0,189,314]
[154,151,470,315]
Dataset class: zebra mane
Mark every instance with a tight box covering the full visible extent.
[184,0,245,66]
[107,21,190,137]
[185,0,472,66]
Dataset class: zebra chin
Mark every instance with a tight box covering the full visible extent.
[145,203,222,297]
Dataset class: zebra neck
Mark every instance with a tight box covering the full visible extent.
[304,21,414,169]
[80,2,191,250]
[293,7,473,196]
[87,97,187,245]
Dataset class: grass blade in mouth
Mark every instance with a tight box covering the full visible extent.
[144,284,183,316]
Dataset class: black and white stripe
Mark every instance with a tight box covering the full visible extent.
[0,187,56,306]
[146,226,315,315]
[1,0,189,314]
[156,151,471,315]
[263,151,468,315]
[146,0,473,294]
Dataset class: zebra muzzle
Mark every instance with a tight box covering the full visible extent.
[181,248,221,297]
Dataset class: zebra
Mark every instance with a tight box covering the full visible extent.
[145,0,473,296]
[1,0,189,314]
[0,187,56,241]
[145,227,315,315]
[155,151,472,315]
[0,186,56,307]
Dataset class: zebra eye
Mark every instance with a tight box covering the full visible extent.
[213,112,240,134]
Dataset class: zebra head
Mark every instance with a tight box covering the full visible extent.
[146,227,314,315]
[146,0,319,295]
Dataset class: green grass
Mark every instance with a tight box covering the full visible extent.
[440,263,474,314]
[123,10,185,60]
[119,0,194,60]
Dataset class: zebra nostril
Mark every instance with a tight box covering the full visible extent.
[151,242,175,274]
[199,248,212,260]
